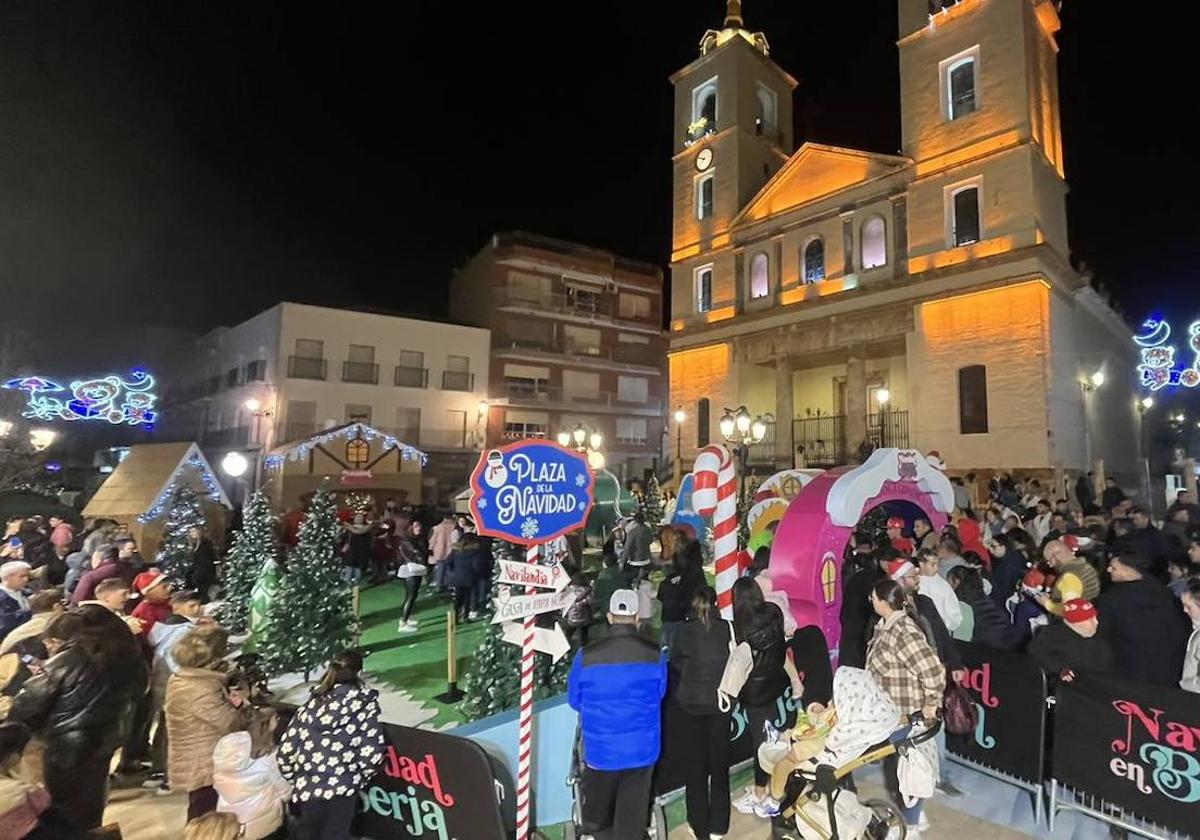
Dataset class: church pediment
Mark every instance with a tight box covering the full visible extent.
[733,143,911,227]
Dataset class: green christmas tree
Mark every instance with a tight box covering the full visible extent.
[642,474,665,528]
[460,540,572,721]
[156,484,206,588]
[259,491,357,678]
[219,491,280,634]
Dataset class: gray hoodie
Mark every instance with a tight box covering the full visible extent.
[1182,624,1200,694]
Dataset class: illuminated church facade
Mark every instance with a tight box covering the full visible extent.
[668,0,1142,486]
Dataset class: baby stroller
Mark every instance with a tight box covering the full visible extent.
[761,668,942,840]
[563,724,668,840]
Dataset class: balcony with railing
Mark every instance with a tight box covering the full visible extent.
[287,356,327,380]
[342,360,379,385]
[866,410,910,450]
[789,411,911,468]
[494,287,659,327]
[496,382,661,414]
[393,366,429,388]
[441,370,475,391]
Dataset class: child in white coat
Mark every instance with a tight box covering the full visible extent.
[212,730,292,840]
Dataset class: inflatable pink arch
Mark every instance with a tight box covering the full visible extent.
[770,448,955,658]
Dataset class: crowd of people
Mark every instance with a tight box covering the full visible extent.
[0,510,389,840]
[565,475,1200,840]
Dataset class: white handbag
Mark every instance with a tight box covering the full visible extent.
[396,562,427,579]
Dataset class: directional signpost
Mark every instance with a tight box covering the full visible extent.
[495,556,569,593]
[469,439,595,840]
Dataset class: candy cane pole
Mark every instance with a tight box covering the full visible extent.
[515,542,539,840]
[694,445,739,618]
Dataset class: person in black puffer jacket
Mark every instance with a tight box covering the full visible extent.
[949,566,1021,650]
[9,605,148,838]
[731,577,789,816]
[668,585,732,840]
[657,538,706,651]
[840,543,888,668]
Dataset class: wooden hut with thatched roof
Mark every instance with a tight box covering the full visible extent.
[83,442,231,554]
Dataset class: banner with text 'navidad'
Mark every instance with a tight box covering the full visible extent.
[1053,673,1200,834]
[469,439,595,546]
[355,723,511,839]
[945,641,1047,785]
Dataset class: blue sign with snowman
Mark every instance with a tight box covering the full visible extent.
[469,440,595,546]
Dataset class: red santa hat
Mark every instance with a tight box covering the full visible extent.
[926,451,946,471]
[1022,568,1048,590]
[131,570,169,598]
[886,559,915,581]
[1063,598,1097,624]
[886,516,905,530]
[1062,534,1093,554]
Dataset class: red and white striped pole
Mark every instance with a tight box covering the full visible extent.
[694,445,739,618]
[515,542,540,840]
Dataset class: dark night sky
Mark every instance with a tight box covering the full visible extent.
[1,1,1194,370]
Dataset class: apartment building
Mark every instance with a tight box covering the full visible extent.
[450,232,667,482]
[161,302,490,502]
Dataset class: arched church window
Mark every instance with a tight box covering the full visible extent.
[750,253,770,299]
[861,216,887,270]
[803,238,825,284]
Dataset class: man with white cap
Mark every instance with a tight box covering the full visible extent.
[0,560,33,641]
[568,589,667,840]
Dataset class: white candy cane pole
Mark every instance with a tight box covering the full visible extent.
[694,445,739,619]
[515,542,539,840]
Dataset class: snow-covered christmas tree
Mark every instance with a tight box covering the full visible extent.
[460,540,572,721]
[219,491,280,634]
[259,490,357,678]
[156,484,206,588]
[642,474,665,527]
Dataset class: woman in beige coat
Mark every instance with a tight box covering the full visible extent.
[164,627,248,821]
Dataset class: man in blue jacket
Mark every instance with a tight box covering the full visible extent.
[568,588,667,839]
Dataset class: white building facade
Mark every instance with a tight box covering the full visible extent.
[161,302,491,503]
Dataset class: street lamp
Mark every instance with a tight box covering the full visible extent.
[672,408,686,468]
[876,388,891,447]
[1090,370,1105,389]
[244,398,276,447]
[560,424,605,471]
[221,451,249,478]
[720,405,769,514]
[0,420,11,439]
[1140,397,1154,411]
[28,429,56,452]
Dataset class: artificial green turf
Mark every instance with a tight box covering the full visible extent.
[357,580,488,729]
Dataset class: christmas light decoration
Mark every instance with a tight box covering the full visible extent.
[2,369,157,427]
[137,455,225,524]
[1134,318,1200,392]
[262,421,428,470]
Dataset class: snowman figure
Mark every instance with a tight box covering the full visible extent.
[483,450,508,489]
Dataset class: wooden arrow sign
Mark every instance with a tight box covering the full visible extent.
[502,621,572,663]
[490,588,574,625]
[495,558,569,593]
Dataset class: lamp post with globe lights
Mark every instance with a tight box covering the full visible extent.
[557,424,606,471]
[719,405,769,512]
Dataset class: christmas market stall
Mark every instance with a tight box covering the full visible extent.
[82,441,230,554]
[261,422,427,510]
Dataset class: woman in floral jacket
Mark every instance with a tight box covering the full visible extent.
[277,650,385,840]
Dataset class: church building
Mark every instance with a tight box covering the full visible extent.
[668,0,1142,486]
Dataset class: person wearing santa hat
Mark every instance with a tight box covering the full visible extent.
[1036,538,1100,617]
[1028,598,1113,682]
[131,571,173,637]
[886,517,913,556]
